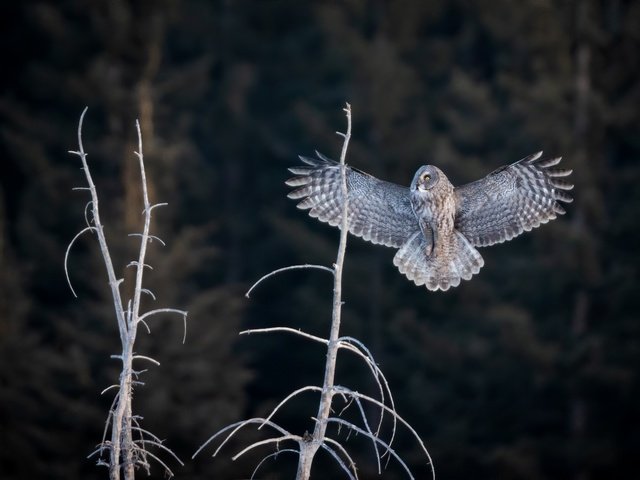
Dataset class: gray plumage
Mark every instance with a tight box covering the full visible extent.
[286,151,573,291]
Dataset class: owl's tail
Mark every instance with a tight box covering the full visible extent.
[393,230,484,291]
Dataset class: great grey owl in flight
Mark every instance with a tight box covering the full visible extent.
[286,151,573,291]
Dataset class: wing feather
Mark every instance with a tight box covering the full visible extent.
[286,152,418,248]
[454,152,573,247]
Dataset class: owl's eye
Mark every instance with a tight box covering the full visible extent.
[421,173,431,182]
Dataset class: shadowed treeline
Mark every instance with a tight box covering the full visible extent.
[1,1,638,479]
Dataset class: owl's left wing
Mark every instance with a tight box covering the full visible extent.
[286,152,418,248]
[454,152,573,247]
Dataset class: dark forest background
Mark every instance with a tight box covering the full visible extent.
[1,1,639,479]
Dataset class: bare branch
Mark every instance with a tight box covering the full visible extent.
[140,288,156,300]
[126,261,153,270]
[133,439,184,466]
[139,319,151,335]
[131,425,164,444]
[193,418,293,459]
[87,444,111,461]
[137,308,188,343]
[250,449,299,480]
[134,449,176,478]
[326,417,415,479]
[232,435,299,461]
[137,308,188,323]
[245,264,334,298]
[83,200,94,227]
[320,438,359,480]
[337,339,387,405]
[87,394,118,463]
[101,385,120,396]
[333,386,435,479]
[146,202,168,213]
[334,390,382,474]
[64,225,97,298]
[338,337,397,443]
[261,386,323,429]
[132,355,160,366]
[240,327,328,346]
[128,233,166,247]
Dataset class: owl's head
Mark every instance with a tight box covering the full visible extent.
[411,165,441,192]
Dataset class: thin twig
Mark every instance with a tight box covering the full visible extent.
[132,355,160,366]
[193,418,293,459]
[326,417,414,479]
[231,435,299,461]
[335,391,382,474]
[134,449,176,478]
[240,327,328,345]
[338,336,397,445]
[319,439,358,480]
[250,449,299,480]
[64,225,97,298]
[137,308,188,344]
[133,439,184,466]
[260,386,323,429]
[333,386,435,480]
[245,264,334,298]
[101,385,120,396]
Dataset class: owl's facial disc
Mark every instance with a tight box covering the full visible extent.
[415,166,438,191]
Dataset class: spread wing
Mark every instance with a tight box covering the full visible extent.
[454,151,573,247]
[286,152,419,248]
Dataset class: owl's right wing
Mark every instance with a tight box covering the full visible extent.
[286,152,419,248]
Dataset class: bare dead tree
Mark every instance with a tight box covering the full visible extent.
[66,108,187,480]
[195,104,434,479]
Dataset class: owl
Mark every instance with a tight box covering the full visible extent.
[286,151,573,291]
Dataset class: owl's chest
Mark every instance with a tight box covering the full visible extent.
[411,191,456,256]
[414,194,456,231]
